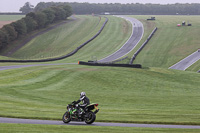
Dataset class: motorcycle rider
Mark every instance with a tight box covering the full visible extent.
[75,92,90,117]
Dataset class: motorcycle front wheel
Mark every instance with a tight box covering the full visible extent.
[85,111,96,124]
[62,111,71,123]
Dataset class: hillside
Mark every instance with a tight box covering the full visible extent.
[131,15,200,72]
[1,15,101,59]
[0,64,199,125]
[0,15,132,63]
[1,15,199,72]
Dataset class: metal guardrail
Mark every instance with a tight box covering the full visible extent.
[129,27,157,64]
[0,16,108,63]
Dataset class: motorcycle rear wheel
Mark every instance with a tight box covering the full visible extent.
[85,111,96,124]
[62,111,71,123]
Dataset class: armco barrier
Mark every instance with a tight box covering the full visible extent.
[0,16,108,63]
[78,61,142,68]
[129,27,157,64]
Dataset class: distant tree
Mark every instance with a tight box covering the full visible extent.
[26,12,36,18]
[0,30,9,49]
[23,16,37,33]
[62,5,73,18]
[11,19,27,37]
[34,12,47,28]
[20,2,34,14]
[34,2,73,17]
[34,2,51,12]
[42,8,55,25]
[51,6,66,21]
[1,24,17,41]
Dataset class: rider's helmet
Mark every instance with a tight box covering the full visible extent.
[80,92,86,97]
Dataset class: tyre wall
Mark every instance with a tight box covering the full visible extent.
[78,61,142,68]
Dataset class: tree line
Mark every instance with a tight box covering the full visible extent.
[34,2,200,15]
[0,4,72,52]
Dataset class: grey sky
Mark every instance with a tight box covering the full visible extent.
[0,0,200,12]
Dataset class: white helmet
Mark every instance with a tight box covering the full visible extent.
[80,92,86,97]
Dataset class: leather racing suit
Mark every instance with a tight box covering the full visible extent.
[76,95,90,110]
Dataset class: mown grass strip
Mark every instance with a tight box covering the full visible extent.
[1,123,200,133]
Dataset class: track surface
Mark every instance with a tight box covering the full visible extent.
[169,51,200,70]
[0,63,77,71]
[1,117,200,129]
[98,16,144,63]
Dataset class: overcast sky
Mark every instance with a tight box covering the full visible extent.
[0,0,200,12]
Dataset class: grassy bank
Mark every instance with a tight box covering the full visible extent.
[0,15,132,63]
[0,64,199,125]
[9,15,101,59]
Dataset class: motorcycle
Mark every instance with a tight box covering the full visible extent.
[62,101,99,124]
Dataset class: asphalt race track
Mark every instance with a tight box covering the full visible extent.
[169,51,200,70]
[98,16,144,63]
[1,117,200,129]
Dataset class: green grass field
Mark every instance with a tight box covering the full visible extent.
[187,60,200,72]
[0,15,24,21]
[1,123,200,133]
[130,15,200,71]
[0,65,199,125]
[0,15,200,132]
